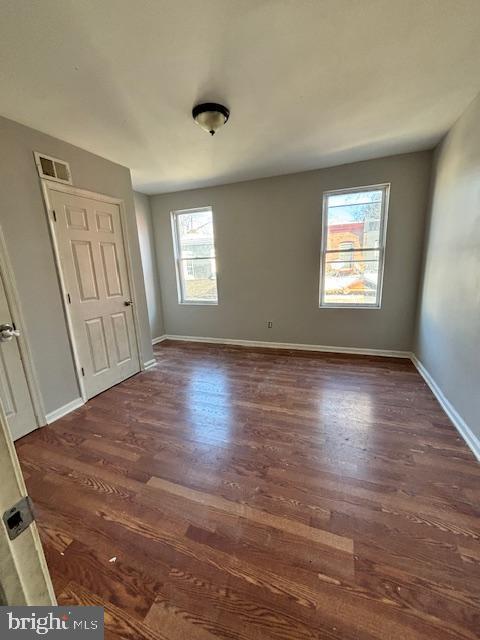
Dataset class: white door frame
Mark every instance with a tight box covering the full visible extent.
[40,179,144,403]
[0,225,46,428]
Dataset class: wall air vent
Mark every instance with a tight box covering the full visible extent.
[34,151,72,184]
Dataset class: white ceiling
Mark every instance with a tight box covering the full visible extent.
[1,1,480,194]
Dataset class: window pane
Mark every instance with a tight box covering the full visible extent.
[177,209,215,258]
[326,190,382,250]
[327,189,383,208]
[323,252,380,306]
[181,258,218,301]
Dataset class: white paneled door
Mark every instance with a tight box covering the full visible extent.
[47,188,140,400]
[0,274,37,440]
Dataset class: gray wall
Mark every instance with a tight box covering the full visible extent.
[415,94,480,440]
[151,151,432,351]
[134,192,165,340]
[0,116,153,415]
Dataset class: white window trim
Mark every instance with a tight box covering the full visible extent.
[171,206,219,305]
[319,183,390,310]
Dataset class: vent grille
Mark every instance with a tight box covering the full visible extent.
[34,152,72,184]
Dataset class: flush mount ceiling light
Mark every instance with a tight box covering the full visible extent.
[192,103,230,136]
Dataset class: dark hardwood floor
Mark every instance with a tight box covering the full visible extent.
[16,340,480,639]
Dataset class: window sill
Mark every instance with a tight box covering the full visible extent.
[178,300,218,306]
[319,304,382,310]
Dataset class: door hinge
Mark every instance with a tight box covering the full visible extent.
[81,367,85,376]
[3,496,35,541]
[52,209,57,222]
[67,293,71,304]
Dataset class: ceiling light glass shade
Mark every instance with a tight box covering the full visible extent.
[192,103,230,135]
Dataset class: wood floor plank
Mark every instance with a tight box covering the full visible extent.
[16,340,480,640]
[144,600,226,640]
[59,582,169,640]
[147,475,351,553]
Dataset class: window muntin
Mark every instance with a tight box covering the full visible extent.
[320,184,389,308]
[172,207,218,304]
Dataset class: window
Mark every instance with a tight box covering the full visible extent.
[319,184,390,308]
[171,207,218,304]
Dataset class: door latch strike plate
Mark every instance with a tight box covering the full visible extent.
[2,496,35,540]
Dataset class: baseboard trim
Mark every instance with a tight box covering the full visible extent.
[411,354,480,462]
[45,397,84,425]
[143,359,157,370]
[152,335,167,345]
[162,334,411,359]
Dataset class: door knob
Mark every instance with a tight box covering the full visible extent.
[0,323,20,342]
[124,300,133,307]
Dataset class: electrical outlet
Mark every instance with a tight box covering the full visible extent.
[267,321,273,328]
